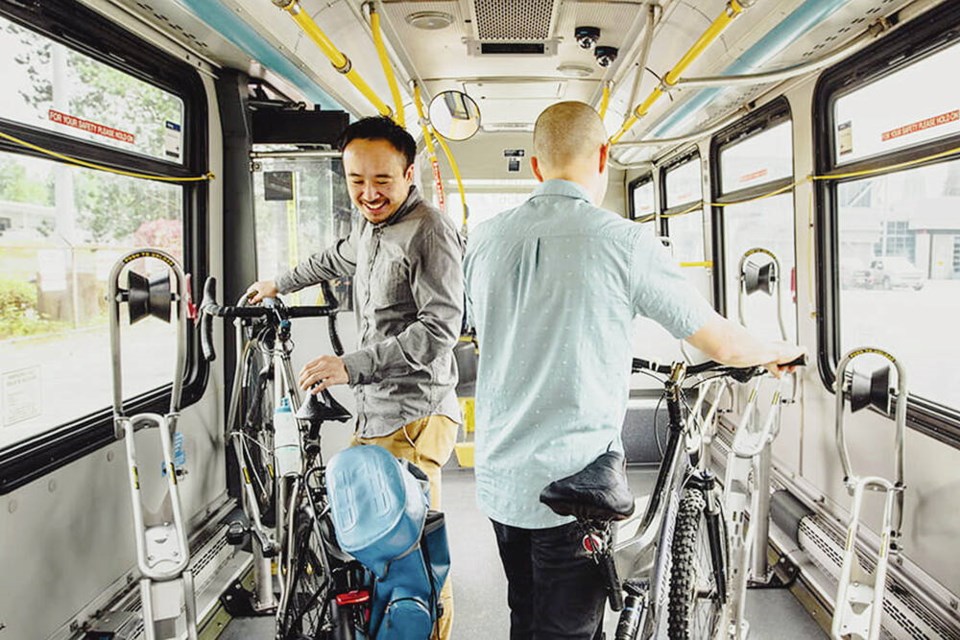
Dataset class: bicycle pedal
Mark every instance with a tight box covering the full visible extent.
[225,520,249,545]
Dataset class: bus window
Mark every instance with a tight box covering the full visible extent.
[0,15,186,165]
[818,20,960,435]
[836,161,960,407]
[714,108,796,342]
[0,11,201,452]
[662,154,706,267]
[833,41,960,166]
[628,175,655,221]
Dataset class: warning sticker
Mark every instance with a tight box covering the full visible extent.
[164,121,182,159]
[838,121,853,156]
[882,110,960,142]
[2,366,41,427]
[48,109,135,144]
[739,168,768,183]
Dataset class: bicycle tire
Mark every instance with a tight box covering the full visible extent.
[280,506,334,639]
[239,343,277,526]
[667,488,727,640]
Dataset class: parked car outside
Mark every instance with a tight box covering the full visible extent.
[840,257,871,289]
[866,256,926,290]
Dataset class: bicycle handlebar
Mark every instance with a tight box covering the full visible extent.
[199,276,340,361]
[631,354,806,382]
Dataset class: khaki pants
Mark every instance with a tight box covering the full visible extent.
[352,415,458,640]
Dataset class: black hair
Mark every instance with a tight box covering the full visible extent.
[337,116,417,169]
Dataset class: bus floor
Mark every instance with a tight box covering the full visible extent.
[220,466,828,639]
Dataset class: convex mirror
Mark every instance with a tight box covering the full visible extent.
[428,90,481,141]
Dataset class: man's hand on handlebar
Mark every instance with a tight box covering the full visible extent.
[246,280,279,304]
[763,343,807,378]
[299,355,349,394]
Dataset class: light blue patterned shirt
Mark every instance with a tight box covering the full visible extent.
[463,179,714,529]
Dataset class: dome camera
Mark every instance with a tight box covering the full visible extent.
[594,45,619,68]
[575,26,601,49]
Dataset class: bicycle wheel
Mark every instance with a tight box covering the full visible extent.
[667,488,727,640]
[280,505,334,639]
[236,339,276,525]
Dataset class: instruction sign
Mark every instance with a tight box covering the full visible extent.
[48,109,135,144]
[2,366,41,427]
[164,121,182,159]
[882,109,960,142]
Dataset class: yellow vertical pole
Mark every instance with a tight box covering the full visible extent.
[369,4,406,126]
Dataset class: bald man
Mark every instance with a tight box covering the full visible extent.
[463,101,803,638]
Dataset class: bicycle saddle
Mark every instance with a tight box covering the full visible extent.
[539,450,636,521]
[296,389,352,425]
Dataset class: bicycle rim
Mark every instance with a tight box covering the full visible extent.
[667,488,727,640]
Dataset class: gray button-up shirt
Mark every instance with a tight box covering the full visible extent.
[276,186,464,437]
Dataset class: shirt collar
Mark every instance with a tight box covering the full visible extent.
[531,179,593,202]
[375,185,422,227]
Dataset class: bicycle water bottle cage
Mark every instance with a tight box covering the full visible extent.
[540,451,636,521]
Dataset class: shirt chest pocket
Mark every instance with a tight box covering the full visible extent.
[369,260,411,307]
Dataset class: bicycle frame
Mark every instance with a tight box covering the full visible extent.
[612,363,729,639]
[201,278,361,637]
[224,301,307,614]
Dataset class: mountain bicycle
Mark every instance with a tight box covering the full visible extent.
[199,277,368,639]
[541,355,804,640]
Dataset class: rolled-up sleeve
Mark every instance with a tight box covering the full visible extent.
[342,221,464,384]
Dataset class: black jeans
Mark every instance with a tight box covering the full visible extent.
[491,519,606,640]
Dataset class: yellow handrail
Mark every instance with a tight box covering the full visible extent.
[598,82,612,119]
[434,132,468,234]
[0,130,214,182]
[273,0,392,117]
[610,0,748,144]
[369,4,405,126]
[413,83,447,212]
[413,83,467,234]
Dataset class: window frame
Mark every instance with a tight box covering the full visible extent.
[658,147,703,240]
[0,0,210,493]
[627,172,655,221]
[709,97,795,319]
[814,3,960,449]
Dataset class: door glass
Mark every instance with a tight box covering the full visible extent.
[252,157,354,309]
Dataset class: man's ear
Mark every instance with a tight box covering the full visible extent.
[598,143,610,175]
[531,156,545,182]
[405,163,415,182]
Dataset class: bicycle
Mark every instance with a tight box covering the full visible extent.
[199,277,368,639]
[540,355,804,640]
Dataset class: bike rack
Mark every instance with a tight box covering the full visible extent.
[723,248,791,639]
[108,250,198,640]
[832,347,907,640]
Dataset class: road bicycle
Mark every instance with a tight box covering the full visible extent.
[541,355,803,640]
[199,277,368,639]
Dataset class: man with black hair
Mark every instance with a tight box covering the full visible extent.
[248,116,462,638]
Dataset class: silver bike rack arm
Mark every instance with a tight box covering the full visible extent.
[831,347,907,640]
[108,249,198,640]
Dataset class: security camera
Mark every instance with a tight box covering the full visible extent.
[575,26,601,49]
[594,45,619,68]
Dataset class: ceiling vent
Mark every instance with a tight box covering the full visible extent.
[472,0,556,40]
